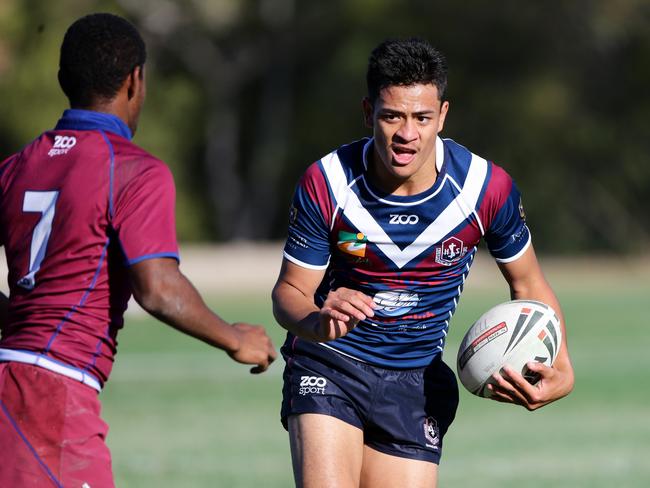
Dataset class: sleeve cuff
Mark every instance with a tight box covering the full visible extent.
[283,251,329,270]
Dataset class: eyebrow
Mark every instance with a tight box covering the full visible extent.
[378,108,437,116]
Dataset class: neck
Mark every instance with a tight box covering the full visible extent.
[73,92,131,133]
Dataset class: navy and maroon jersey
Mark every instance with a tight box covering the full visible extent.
[0,109,179,389]
[283,137,530,369]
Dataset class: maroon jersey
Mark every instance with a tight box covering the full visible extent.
[0,109,179,389]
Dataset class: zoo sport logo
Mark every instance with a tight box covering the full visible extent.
[48,135,77,157]
[299,376,327,395]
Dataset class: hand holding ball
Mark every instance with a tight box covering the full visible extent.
[456,300,562,398]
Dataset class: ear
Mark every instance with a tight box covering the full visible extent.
[437,100,450,133]
[127,65,144,101]
[362,97,374,128]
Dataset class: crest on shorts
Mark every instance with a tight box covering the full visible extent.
[424,417,440,449]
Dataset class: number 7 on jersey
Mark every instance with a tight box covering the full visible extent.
[18,190,59,290]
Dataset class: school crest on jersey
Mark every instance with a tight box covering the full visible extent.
[435,237,468,266]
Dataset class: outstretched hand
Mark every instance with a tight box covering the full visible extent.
[486,361,573,411]
[228,322,278,374]
[316,287,376,341]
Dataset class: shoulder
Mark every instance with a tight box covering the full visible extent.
[298,138,368,188]
[442,137,512,192]
[106,133,162,164]
[484,160,514,197]
[441,137,473,169]
[0,153,18,177]
[0,133,48,184]
[107,134,173,181]
[334,137,368,172]
[107,138,175,213]
[441,137,486,183]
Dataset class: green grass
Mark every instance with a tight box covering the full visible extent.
[102,283,650,487]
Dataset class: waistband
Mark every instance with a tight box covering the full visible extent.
[287,336,442,372]
[0,348,102,392]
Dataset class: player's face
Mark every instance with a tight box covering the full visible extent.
[363,83,448,195]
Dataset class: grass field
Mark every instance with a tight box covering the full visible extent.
[102,263,650,487]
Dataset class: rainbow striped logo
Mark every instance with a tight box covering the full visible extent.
[337,231,367,257]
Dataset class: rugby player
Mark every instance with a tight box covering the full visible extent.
[0,13,276,487]
[272,38,574,488]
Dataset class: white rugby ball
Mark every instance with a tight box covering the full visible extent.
[456,300,562,398]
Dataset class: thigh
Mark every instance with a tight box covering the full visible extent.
[0,363,67,487]
[0,362,113,488]
[361,445,438,488]
[281,338,370,431]
[60,376,113,488]
[289,413,364,488]
[364,359,459,464]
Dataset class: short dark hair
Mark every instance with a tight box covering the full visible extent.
[58,13,146,107]
[366,38,447,103]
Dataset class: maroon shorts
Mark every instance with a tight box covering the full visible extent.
[0,362,113,487]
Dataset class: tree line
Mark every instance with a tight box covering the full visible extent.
[1,0,648,253]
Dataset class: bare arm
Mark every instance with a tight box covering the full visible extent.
[129,258,277,374]
[271,259,376,342]
[488,245,575,409]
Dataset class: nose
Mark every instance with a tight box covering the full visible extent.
[395,118,417,142]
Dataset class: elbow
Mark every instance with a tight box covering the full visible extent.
[271,283,285,324]
[129,258,185,319]
[271,279,282,299]
[271,281,302,331]
[132,282,172,318]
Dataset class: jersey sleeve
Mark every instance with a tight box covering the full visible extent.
[111,158,179,265]
[483,164,531,263]
[283,162,333,269]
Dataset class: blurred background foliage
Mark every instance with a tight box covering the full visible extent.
[0,0,648,252]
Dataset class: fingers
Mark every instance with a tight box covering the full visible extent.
[250,365,266,374]
[230,322,277,374]
[321,288,376,323]
[320,306,356,324]
[250,344,278,375]
[316,289,376,341]
[487,363,550,411]
[486,371,524,405]
[523,360,550,377]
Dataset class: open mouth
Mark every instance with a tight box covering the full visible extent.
[391,145,417,165]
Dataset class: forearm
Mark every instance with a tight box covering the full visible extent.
[507,270,574,394]
[271,281,321,341]
[137,271,240,353]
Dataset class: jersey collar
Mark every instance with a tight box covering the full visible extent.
[54,109,133,140]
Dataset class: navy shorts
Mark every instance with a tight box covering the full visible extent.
[281,337,459,464]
